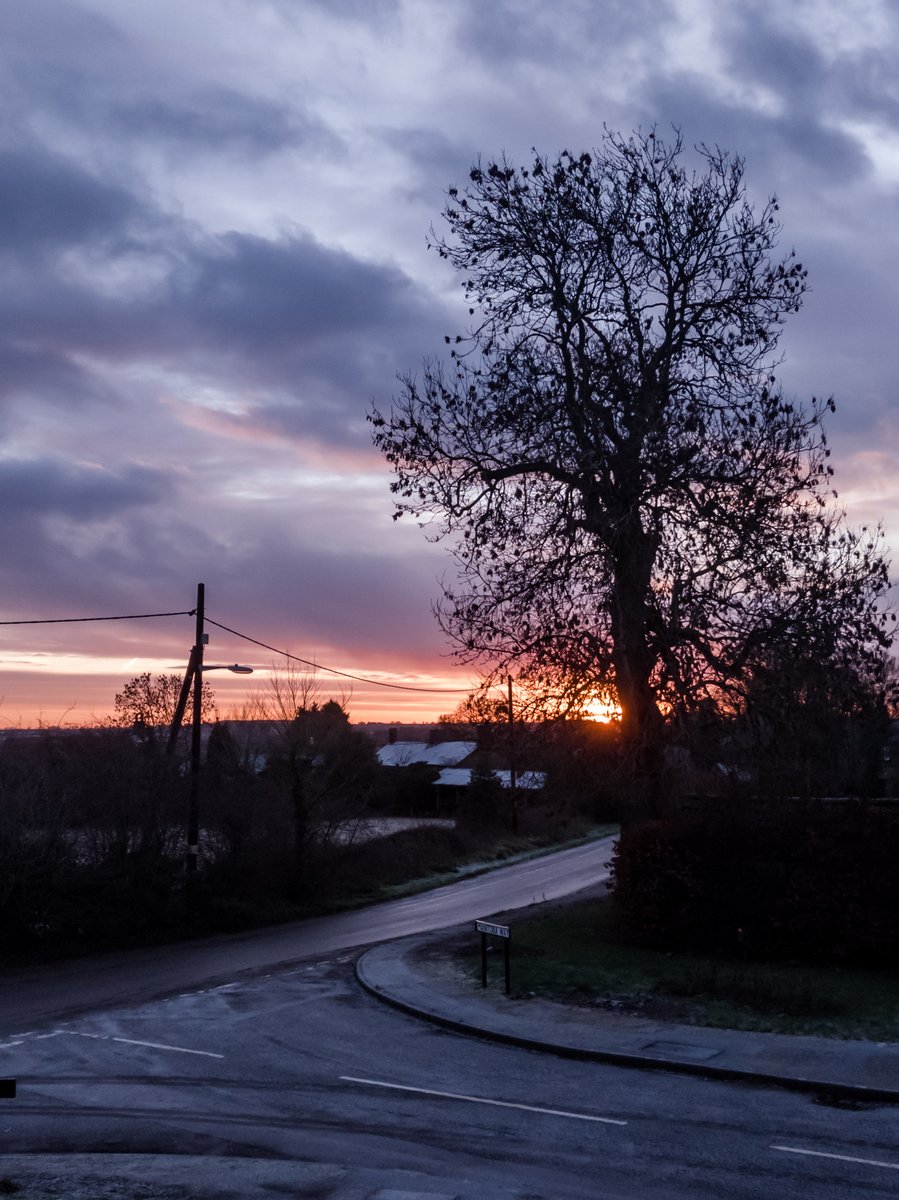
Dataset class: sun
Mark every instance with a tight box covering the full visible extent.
[584,696,621,723]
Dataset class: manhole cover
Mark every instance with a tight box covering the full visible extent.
[641,1039,723,1061]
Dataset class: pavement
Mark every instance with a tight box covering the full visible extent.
[356,927,899,1104]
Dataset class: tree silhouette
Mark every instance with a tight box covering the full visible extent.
[112,672,216,732]
[371,128,891,810]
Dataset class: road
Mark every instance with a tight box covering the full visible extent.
[1,835,897,1199]
[0,835,617,1031]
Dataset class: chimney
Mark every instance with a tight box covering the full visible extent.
[387,727,398,745]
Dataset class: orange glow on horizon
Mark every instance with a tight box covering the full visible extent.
[583,695,621,723]
[0,659,473,730]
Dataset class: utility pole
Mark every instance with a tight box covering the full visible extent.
[186,582,206,873]
[507,674,518,834]
[507,674,517,789]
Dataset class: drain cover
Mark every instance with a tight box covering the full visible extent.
[641,1039,723,1061]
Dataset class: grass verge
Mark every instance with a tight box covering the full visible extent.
[472,893,899,1042]
[346,823,619,906]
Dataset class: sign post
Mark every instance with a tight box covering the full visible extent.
[475,919,511,995]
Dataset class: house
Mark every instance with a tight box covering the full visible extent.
[433,767,546,807]
[376,740,477,768]
[434,768,546,791]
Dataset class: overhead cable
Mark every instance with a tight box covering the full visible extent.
[0,610,194,625]
[204,616,469,694]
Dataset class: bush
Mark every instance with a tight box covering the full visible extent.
[327,824,481,898]
[610,800,899,967]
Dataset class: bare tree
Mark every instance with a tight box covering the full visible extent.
[371,129,891,810]
[112,672,216,731]
[231,662,374,884]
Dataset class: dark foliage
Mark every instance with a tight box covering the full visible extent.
[457,764,505,831]
[329,824,481,899]
[610,801,899,966]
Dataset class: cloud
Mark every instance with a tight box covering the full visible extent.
[0,458,170,519]
[456,0,675,69]
[0,144,143,254]
[0,138,451,451]
[106,89,319,156]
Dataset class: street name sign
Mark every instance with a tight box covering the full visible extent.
[475,920,510,938]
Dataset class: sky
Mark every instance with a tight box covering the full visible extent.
[1,0,898,727]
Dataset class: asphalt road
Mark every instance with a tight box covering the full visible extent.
[0,835,618,1031]
[2,836,897,1199]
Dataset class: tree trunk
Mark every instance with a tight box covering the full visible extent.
[609,521,666,821]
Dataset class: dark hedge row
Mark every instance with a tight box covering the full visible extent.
[610,802,899,967]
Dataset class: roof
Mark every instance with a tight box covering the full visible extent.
[434,768,546,790]
[377,740,477,768]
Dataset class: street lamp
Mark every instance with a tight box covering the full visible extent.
[166,584,254,873]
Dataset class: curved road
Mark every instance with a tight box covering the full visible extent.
[2,834,897,1199]
[1,835,616,1031]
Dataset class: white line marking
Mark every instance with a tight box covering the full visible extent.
[111,1037,224,1059]
[772,1145,899,1172]
[340,1075,627,1126]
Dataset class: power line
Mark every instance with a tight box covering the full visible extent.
[0,609,194,626]
[205,615,470,695]
[0,603,471,697]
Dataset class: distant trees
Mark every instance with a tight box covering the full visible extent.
[227,664,378,890]
[439,691,508,730]
[372,128,892,809]
[263,698,378,881]
[112,672,216,733]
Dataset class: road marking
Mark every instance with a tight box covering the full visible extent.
[772,1145,899,1172]
[1,1029,222,1059]
[111,1037,224,1059]
[340,1076,627,1126]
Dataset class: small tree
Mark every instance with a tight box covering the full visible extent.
[112,672,216,732]
[242,665,377,888]
[372,128,891,812]
[458,763,504,832]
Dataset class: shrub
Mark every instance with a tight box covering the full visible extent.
[610,800,899,967]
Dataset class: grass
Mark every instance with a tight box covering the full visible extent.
[471,893,899,1042]
[360,820,619,902]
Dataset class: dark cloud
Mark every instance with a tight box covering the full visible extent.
[0,0,128,72]
[0,458,170,519]
[0,341,106,407]
[172,231,420,345]
[381,127,474,206]
[0,144,143,253]
[724,11,827,98]
[0,1,341,170]
[456,0,674,68]
[0,140,450,444]
[832,47,899,127]
[270,0,401,25]
[109,90,298,151]
[106,87,339,158]
[643,74,869,184]
[203,534,451,663]
[160,229,450,441]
